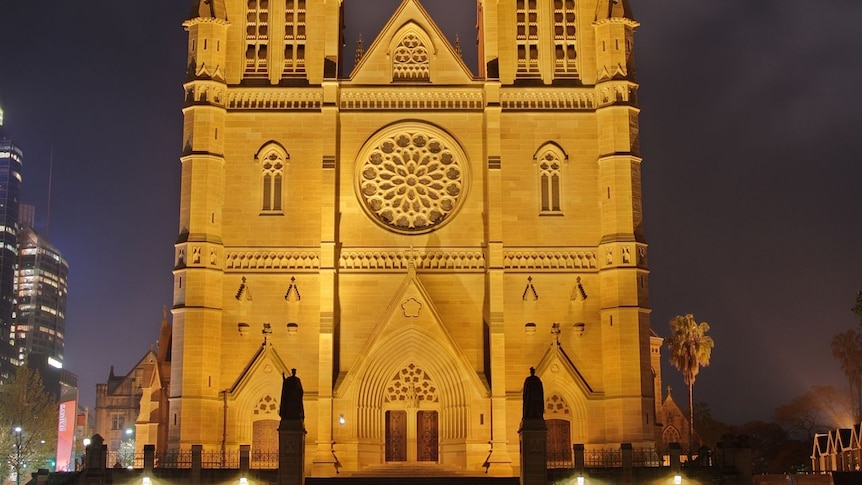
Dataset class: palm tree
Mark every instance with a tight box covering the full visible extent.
[831,329,862,422]
[666,314,715,457]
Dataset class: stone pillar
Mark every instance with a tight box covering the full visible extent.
[668,442,681,474]
[78,434,108,485]
[240,445,250,481]
[143,445,155,477]
[191,445,202,485]
[573,444,585,474]
[519,419,547,485]
[621,443,633,484]
[278,419,306,485]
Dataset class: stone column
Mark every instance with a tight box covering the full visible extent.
[278,419,306,485]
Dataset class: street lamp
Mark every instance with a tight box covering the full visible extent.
[13,426,23,485]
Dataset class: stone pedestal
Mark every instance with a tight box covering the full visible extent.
[278,419,306,485]
[518,418,547,485]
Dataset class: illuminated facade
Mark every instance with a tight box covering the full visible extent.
[14,223,69,363]
[0,108,23,381]
[170,0,659,477]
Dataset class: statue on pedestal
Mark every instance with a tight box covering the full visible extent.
[280,368,304,421]
[522,367,544,420]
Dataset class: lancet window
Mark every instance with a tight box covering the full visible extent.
[284,0,306,76]
[257,144,287,213]
[245,0,270,77]
[553,0,578,78]
[537,144,565,213]
[516,0,540,76]
[392,33,430,81]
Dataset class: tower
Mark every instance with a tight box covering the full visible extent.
[0,105,23,382]
[14,216,69,363]
[169,0,657,477]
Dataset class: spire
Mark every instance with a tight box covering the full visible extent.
[355,34,365,66]
[188,0,227,21]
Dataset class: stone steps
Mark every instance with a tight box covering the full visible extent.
[306,478,519,485]
[306,464,519,485]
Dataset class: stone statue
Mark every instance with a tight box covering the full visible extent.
[522,367,544,420]
[280,368,304,420]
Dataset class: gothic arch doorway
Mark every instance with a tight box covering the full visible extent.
[383,363,440,463]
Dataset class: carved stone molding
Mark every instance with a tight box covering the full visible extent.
[340,90,484,111]
[339,249,485,271]
[503,248,598,271]
[225,249,320,271]
[226,89,322,110]
[501,89,595,110]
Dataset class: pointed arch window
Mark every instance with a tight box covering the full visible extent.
[392,32,430,81]
[516,0,540,77]
[553,0,578,78]
[256,143,288,214]
[245,0,269,77]
[284,0,306,76]
[536,144,567,214]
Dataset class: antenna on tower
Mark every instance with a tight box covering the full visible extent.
[46,147,54,238]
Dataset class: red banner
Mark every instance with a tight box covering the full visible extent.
[56,400,76,471]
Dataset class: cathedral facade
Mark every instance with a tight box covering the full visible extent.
[170,0,659,476]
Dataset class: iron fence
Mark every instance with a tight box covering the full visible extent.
[546,450,573,469]
[584,448,622,468]
[632,447,662,467]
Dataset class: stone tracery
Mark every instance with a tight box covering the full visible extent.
[358,127,465,233]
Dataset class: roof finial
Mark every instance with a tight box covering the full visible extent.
[454,35,462,58]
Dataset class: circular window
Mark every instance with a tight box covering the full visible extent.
[356,124,468,234]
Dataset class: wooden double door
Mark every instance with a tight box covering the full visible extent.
[385,410,439,462]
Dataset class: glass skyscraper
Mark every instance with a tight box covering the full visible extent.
[0,106,23,381]
[14,223,69,363]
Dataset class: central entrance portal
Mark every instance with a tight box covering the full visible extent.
[385,410,439,462]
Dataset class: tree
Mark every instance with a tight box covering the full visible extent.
[831,329,862,421]
[734,420,809,474]
[666,314,714,457]
[692,401,730,451]
[0,366,58,483]
[852,290,862,322]
[773,385,852,440]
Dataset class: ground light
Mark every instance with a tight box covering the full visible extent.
[576,476,585,485]
[674,474,682,484]
[142,478,151,485]
[240,478,248,485]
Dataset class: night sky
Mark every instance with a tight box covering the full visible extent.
[0,0,859,426]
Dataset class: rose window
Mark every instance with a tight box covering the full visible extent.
[358,127,466,233]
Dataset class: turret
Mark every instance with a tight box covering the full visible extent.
[169,0,230,450]
[594,0,653,443]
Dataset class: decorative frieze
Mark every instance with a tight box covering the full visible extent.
[226,89,322,110]
[225,249,320,271]
[503,249,598,270]
[340,90,484,110]
[501,90,595,110]
[224,247,601,272]
[339,249,485,271]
